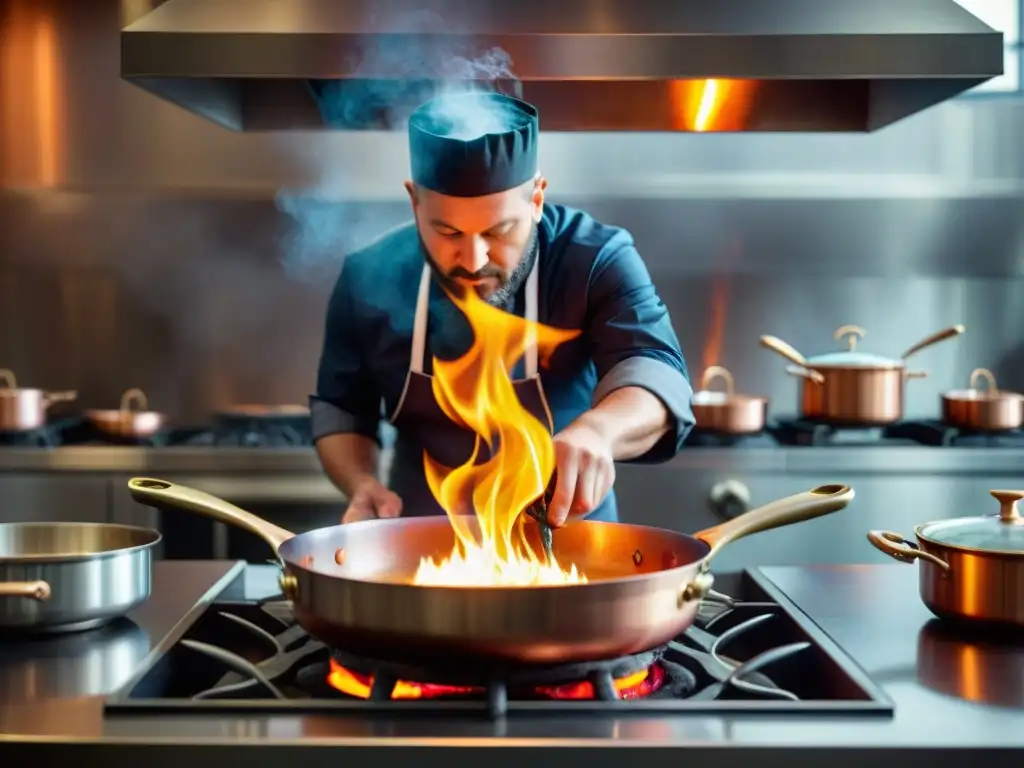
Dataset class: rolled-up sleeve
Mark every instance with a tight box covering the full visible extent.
[587,242,695,462]
[309,263,382,443]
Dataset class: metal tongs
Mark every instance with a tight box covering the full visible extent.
[524,475,557,561]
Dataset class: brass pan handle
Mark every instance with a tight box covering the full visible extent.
[784,365,826,384]
[120,388,149,413]
[0,580,51,600]
[866,531,950,574]
[900,324,965,361]
[0,368,15,389]
[969,368,998,392]
[699,365,735,395]
[759,335,810,368]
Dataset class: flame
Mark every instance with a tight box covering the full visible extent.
[668,79,758,132]
[326,658,664,701]
[411,286,582,587]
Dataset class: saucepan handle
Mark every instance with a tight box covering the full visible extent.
[866,530,950,574]
[128,477,296,552]
[694,485,854,563]
[0,581,51,600]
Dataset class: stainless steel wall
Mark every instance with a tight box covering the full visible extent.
[3,0,1024,421]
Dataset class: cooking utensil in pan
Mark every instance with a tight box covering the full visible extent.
[85,388,167,440]
[523,476,557,560]
[129,477,853,665]
[691,366,769,434]
[0,522,160,633]
[868,489,1024,627]
[941,369,1024,432]
[0,369,77,432]
[760,324,964,425]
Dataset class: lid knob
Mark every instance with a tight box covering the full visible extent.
[989,490,1024,522]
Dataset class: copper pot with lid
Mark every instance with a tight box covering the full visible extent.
[691,366,768,434]
[941,369,1024,432]
[760,324,965,425]
[868,489,1024,627]
[0,369,78,432]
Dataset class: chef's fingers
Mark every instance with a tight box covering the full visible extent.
[549,449,578,527]
[570,453,598,517]
[341,502,376,524]
[375,489,402,519]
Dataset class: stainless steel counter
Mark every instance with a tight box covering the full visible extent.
[2,445,1024,474]
[0,561,1021,767]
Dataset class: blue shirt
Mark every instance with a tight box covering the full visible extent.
[311,204,695,482]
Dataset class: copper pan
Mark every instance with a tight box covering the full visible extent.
[0,369,77,431]
[85,389,167,440]
[941,369,1024,432]
[691,366,768,434]
[761,324,964,425]
[128,477,853,666]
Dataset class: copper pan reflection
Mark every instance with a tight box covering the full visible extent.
[916,619,1024,708]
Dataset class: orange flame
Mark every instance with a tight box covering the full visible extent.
[326,658,662,700]
[411,287,582,587]
[669,79,758,132]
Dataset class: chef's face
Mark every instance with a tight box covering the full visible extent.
[406,175,546,303]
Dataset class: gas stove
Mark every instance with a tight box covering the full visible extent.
[105,571,892,718]
[0,414,312,448]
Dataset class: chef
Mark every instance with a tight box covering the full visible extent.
[311,91,694,527]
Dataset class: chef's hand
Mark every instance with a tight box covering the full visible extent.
[547,421,615,527]
[341,478,402,523]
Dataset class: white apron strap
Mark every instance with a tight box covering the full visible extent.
[409,263,432,374]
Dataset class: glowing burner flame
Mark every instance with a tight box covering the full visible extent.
[326,658,664,700]
[411,286,582,587]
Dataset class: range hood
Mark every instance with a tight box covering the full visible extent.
[121,0,1004,133]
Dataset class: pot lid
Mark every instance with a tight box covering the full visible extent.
[918,490,1024,554]
[805,325,902,369]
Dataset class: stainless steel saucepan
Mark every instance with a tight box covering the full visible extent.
[0,522,160,633]
[129,477,853,665]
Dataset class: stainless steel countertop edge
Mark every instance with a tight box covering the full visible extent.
[1,446,1022,474]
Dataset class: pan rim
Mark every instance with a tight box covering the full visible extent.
[278,519,712,593]
[0,521,162,564]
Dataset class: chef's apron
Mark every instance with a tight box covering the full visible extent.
[387,258,557,519]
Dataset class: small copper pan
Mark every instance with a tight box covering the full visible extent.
[691,366,768,434]
[86,388,167,439]
[941,369,1024,432]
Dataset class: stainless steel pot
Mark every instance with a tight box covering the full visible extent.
[691,366,768,434]
[128,477,853,665]
[85,388,167,440]
[760,324,965,425]
[0,369,77,431]
[0,522,160,633]
[941,369,1024,432]
[868,489,1024,627]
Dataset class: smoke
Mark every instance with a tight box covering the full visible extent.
[275,8,518,279]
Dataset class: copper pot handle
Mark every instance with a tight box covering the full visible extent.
[759,335,811,367]
[43,390,78,407]
[899,324,966,360]
[0,368,15,389]
[969,368,998,392]
[784,365,826,384]
[0,581,51,600]
[833,325,865,351]
[699,365,735,395]
[866,530,951,574]
[120,388,149,413]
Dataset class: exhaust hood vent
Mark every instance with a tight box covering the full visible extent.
[121,0,1004,133]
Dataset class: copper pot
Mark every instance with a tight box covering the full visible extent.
[760,324,965,425]
[85,388,167,439]
[868,489,1024,627]
[941,368,1024,432]
[916,619,1024,708]
[0,369,78,432]
[691,366,768,434]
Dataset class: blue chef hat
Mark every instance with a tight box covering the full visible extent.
[408,91,539,198]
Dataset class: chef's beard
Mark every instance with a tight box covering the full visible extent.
[421,224,539,310]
